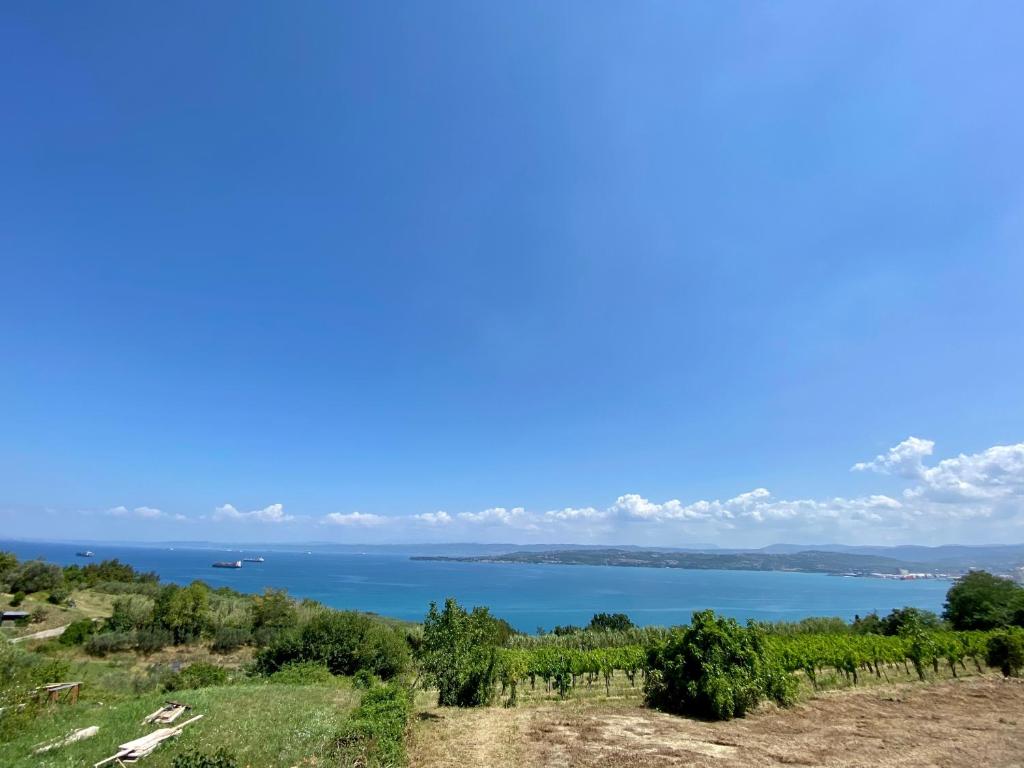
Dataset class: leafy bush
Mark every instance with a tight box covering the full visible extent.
[353,668,378,689]
[254,612,409,679]
[419,598,504,707]
[47,586,71,605]
[85,631,136,656]
[154,583,212,644]
[250,589,297,633]
[93,580,162,597]
[64,559,159,588]
[211,626,252,653]
[986,628,1024,677]
[9,560,63,594]
[268,661,334,684]
[164,661,229,691]
[332,683,411,768]
[171,748,239,768]
[135,628,173,654]
[880,607,943,635]
[9,591,25,607]
[0,643,70,740]
[944,571,1024,630]
[588,612,635,632]
[0,551,17,585]
[645,610,795,720]
[107,595,156,632]
[60,618,98,646]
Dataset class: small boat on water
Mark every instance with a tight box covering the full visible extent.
[76,550,95,558]
[242,556,265,563]
[212,560,242,569]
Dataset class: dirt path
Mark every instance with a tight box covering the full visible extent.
[409,676,1024,768]
[11,623,68,643]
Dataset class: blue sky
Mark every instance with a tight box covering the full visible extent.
[2,2,1023,546]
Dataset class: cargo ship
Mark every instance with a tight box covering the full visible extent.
[211,560,242,569]
[242,556,265,563]
[76,550,95,558]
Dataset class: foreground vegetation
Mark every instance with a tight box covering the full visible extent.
[4,550,1024,766]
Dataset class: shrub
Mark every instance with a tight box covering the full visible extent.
[60,619,98,646]
[171,748,238,768]
[135,628,173,654]
[93,580,162,598]
[588,612,635,632]
[211,626,252,653]
[10,591,25,607]
[944,571,1024,630]
[353,668,378,690]
[250,589,297,633]
[85,631,136,656]
[645,610,795,720]
[879,607,943,636]
[47,586,71,605]
[0,643,70,740]
[254,612,409,679]
[9,560,63,594]
[332,683,411,768]
[419,598,504,707]
[154,583,212,644]
[268,661,333,684]
[986,629,1024,677]
[107,595,156,632]
[164,661,229,691]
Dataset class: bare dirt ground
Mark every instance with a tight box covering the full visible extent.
[408,676,1024,768]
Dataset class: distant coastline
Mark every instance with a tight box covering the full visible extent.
[411,548,971,577]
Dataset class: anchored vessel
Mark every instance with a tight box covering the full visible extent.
[211,560,242,569]
[242,556,265,563]
[75,550,95,558]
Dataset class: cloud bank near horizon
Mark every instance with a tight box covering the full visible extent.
[8,437,1024,546]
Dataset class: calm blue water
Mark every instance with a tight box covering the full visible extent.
[1,540,950,632]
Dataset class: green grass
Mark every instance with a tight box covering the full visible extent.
[3,680,359,768]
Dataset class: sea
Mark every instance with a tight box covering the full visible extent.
[1,540,950,632]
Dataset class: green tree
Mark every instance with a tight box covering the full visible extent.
[879,607,943,636]
[0,551,17,585]
[160,583,211,643]
[250,588,297,633]
[986,628,1024,677]
[644,610,795,720]
[588,612,635,632]
[419,598,505,707]
[943,571,1024,630]
[9,560,63,594]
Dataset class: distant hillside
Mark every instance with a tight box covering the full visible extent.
[411,548,928,575]
[755,543,1024,571]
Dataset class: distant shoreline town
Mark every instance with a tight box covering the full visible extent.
[413,546,1024,582]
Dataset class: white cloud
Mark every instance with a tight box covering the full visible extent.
[908,442,1024,503]
[93,437,1019,544]
[422,437,1022,543]
[543,506,607,521]
[413,511,452,525]
[214,503,292,523]
[105,505,185,521]
[323,511,386,526]
[852,436,935,477]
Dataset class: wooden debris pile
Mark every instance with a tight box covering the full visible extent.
[94,714,203,766]
[34,725,100,754]
[143,701,191,724]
